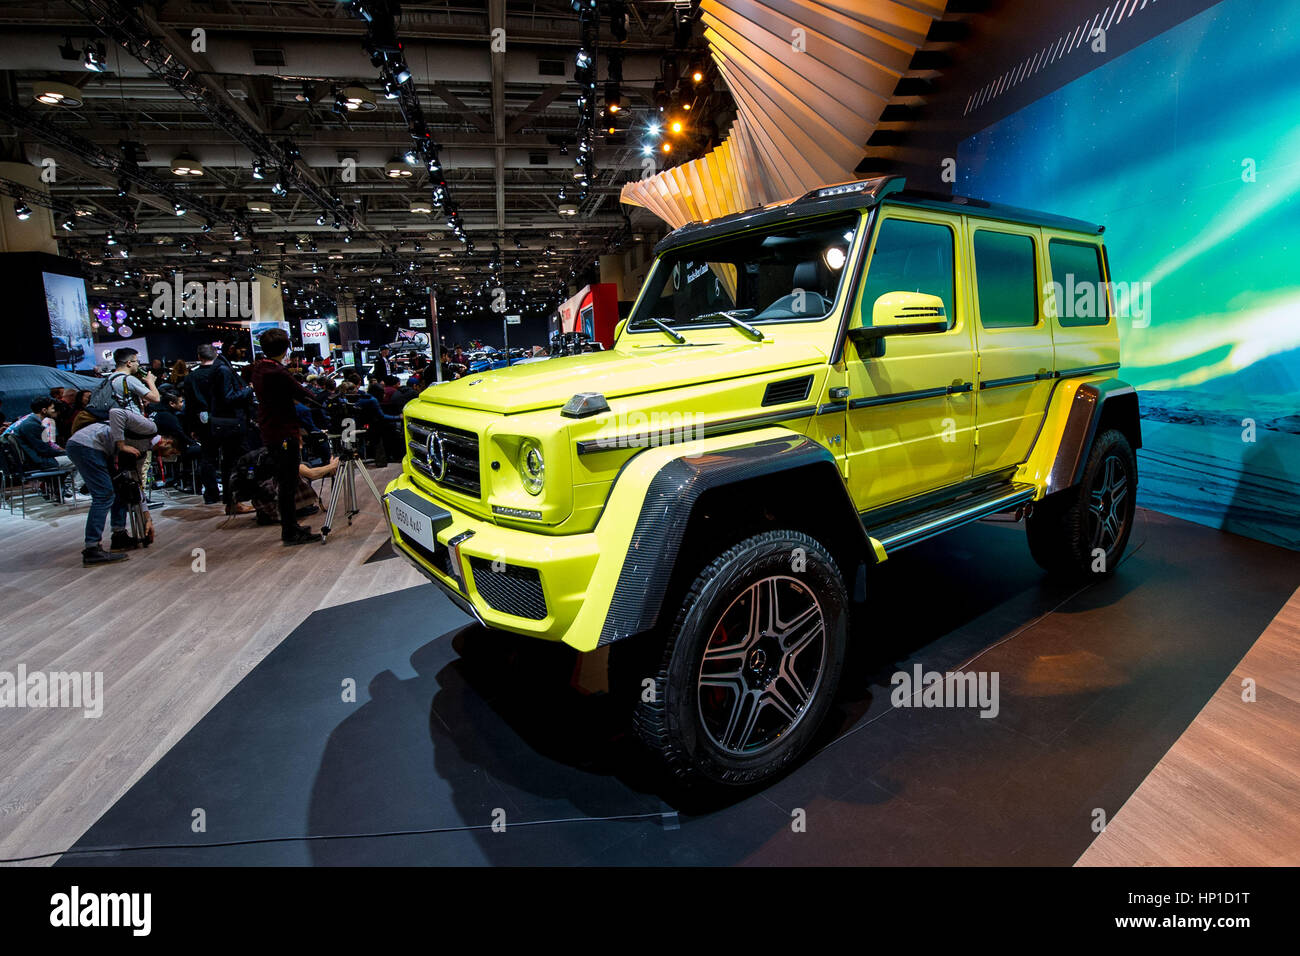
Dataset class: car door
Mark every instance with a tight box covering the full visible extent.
[968,222,1056,475]
[842,210,977,512]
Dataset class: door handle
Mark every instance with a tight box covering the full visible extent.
[829,386,849,401]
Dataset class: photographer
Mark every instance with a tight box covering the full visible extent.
[64,406,178,566]
[185,343,254,514]
[249,328,322,546]
[74,348,160,433]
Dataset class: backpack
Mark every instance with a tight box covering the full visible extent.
[85,372,136,416]
[231,447,276,502]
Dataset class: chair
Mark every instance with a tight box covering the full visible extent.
[0,433,75,518]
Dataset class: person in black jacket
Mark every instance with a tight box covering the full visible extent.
[250,328,322,546]
[184,342,254,513]
[369,346,390,382]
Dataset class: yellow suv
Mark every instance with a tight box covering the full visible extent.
[385,176,1140,786]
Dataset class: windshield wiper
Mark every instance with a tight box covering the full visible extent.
[629,316,686,344]
[697,310,764,341]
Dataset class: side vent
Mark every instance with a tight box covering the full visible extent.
[761,375,813,407]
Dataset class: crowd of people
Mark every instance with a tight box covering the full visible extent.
[3,334,426,566]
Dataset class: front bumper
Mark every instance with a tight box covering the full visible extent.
[383,472,603,648]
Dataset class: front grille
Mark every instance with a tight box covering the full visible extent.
[406,418,481,497]
[467,557,547,620]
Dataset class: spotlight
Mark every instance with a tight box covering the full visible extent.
[403,148,420,166]
[271,177,287,197]
[61,217,74,231]
[391,63,412,85]
[173,202,187,216]
[692,69,704,83]
[201,221,213,233]
[105,231,117,245]
[604,82,621,113]
[316,214,327,225]
[83,41,108,73]
[294,83,313,103]
[13,200,32,221]
[251,161,265,180]
[116,179,129,198]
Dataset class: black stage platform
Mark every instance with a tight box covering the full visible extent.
[56,509,1300,865]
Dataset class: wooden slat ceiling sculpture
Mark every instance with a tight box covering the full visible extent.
[621,0,948,229]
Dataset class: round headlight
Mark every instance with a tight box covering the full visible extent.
[519,439,545,495]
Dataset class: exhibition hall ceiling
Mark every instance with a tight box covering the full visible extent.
[0,1,744,311]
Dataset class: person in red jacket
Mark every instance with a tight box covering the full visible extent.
[249,328,321,546]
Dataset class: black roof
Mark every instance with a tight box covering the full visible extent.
[654,176,1103,254]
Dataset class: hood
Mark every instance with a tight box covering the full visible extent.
[421,340,827,414]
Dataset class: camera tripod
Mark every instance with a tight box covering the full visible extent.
[320,444,384,544]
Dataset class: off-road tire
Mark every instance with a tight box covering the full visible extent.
[632,529,848,787]
[1027,428,1137,578]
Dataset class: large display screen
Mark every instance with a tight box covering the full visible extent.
[957,0,1300,550]
[41,271,96,372]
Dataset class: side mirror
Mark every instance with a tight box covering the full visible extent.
[613,317,627,342]
[848,291,949,358]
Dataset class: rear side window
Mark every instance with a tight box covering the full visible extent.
[860,218,956,328]
[1049,239,1108,327]
[973,230,1038,329]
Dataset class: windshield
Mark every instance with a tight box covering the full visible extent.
[630,213,861,330]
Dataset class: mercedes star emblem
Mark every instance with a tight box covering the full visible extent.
[426,429,448,481]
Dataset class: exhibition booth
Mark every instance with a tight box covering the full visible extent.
[0,0,1295,896]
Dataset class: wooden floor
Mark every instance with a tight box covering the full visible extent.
[3,473,1298,866]
[1077,583,1300,866]
[0,467,423,866]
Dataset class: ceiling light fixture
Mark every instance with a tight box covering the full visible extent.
[33,80,84,108]
[340,85,377,111]
[170,152,204,176]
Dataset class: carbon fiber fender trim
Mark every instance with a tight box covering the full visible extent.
[1045,380,1140,496]
[596,434,859,646]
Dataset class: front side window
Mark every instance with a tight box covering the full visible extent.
[630,213,860,330]
[859,218,956,329]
